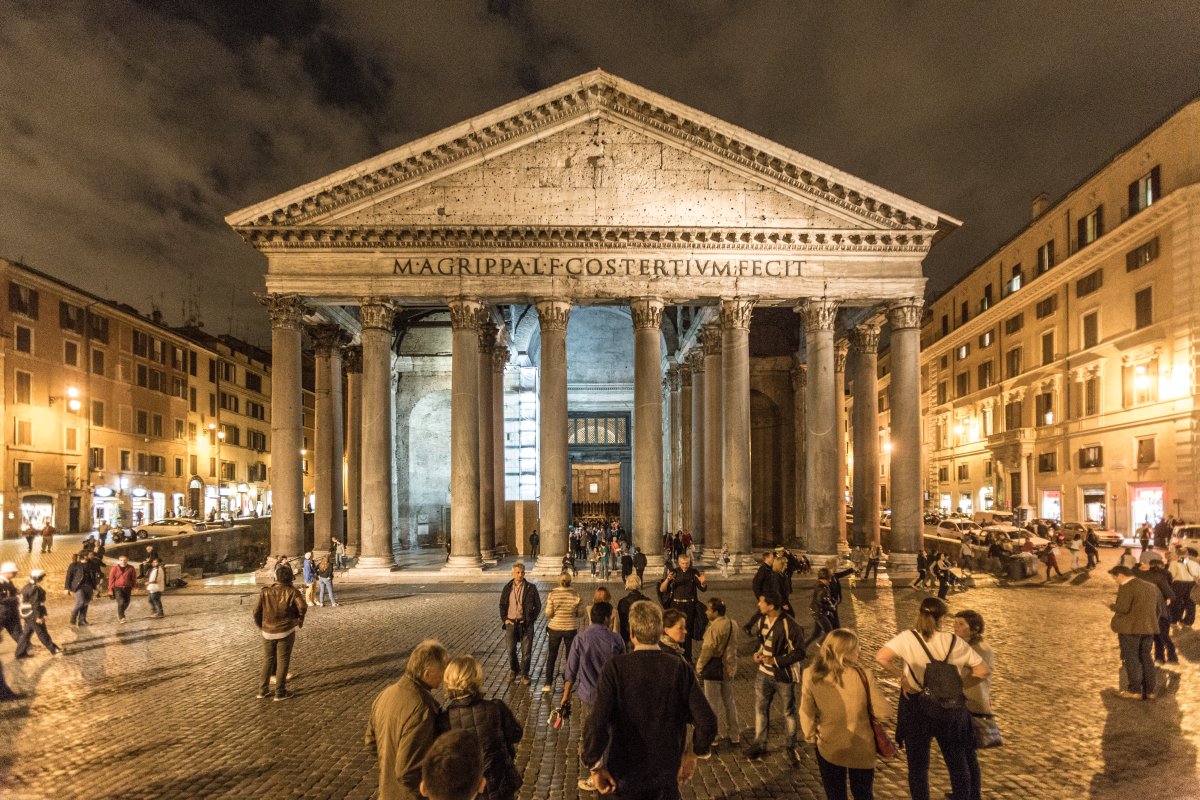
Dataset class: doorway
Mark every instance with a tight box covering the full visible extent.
[1082,488,1108,527]
[1131,484,1164,528]
[571,463,621,522]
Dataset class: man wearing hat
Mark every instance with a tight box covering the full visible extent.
[253,562,307,700]
[16,569,62,658]
[0,562,21,644]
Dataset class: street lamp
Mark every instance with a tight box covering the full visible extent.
[50,385,82,412]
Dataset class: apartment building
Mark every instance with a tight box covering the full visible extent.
[914,95,1200,532]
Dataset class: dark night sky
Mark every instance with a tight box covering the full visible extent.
[2,0,1198,346]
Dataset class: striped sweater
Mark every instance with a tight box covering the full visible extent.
[545,587,584,631]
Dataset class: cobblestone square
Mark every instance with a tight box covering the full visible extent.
[1,539,1198,799]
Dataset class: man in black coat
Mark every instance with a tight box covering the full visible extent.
[616,575,649,647]
[1137,557,1178,663]
[632,547,647,582]
[65,551,101,626]
[658,554,707,662]
[498,563,541,685]
[0,562,21,644]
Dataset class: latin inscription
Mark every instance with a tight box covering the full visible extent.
[392,256,804,278]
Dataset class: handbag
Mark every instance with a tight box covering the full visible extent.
[855,667,897,760]
[970,712,1003,748]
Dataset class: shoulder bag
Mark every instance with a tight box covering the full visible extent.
[855,667,897,759]
[970,712,1003,748]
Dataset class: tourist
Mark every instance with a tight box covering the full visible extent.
[560,601,626,792]
[746,590,806,761]
[660,608,689,661]
[144,557,167,618]
[1118,546,1137,569]
[0,562,20,643]
[273,554,291,582]
[65,552,99,626]
[1138,522,1152,554]
[499,563,540,685]
[40,524,55,553]
[588,545,600,577]
[1042,544,1064,581]
[875,597,988,800]
[800,628,890,800]
[332,536,347,570]
[599,542,612,580]
[560,549,575,577]
[542,571,583,693]
[1109,565,1162,700]
[804,568,837,650]
[366,639,449,800]
[1068,534,1084,570]
[863,545,883,582]
[696,597,740,749]
[633,546,647,582]
[658,553,708,661]
[616,574,649,646]
[316,555,338,607]
[529,529,540,558]
[419,729,486,800]
[953,610,994,800]
[934,553,955,598]
[588,585,621,635]
[23,528,35,554]
[582,600,717,796]
[1168,547,1199,626]
[1136,557,1177,664]
[302,552,318,606]
[437,655,523,800]
[15,570,62,658]
[826,556,855,626]
[1084,529,1101,570]
[253,563,306,700]
[912,550,929,591]
[108,555,138,624]
[620,548,634,581]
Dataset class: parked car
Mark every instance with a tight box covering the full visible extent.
[134,517,208,539]
[932,518,982,539]
[983,524,1049,550]
[1027,517,1062,534]
[973,510,1016,527]
[1061,521,1123,547]
[1171,523,1200,551]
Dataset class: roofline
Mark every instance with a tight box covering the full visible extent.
[928,88,1200,306]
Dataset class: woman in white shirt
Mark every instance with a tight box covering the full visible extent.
[953,610,994,800]
[875,597,990,800]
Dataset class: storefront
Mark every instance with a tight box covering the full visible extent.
[92,486,121,526]
[1131,483,1165,528]
[1082,487,1109,527]
[19,494,54,533]
[978,486,994,512]
[1041,489,1062,522]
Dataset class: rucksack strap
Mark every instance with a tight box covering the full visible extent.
[906,630,958,688]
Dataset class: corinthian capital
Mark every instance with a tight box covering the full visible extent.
[719,297,755,331]
[685,349,705,375]
[448,298,484,331]
[307,322,348,357]
[359,298,396,331]
[478,322,499,354]
[536,298,572,333]
[665,365,681,392]
[849,322,881,355]
[630,297,665,330]
[700,323,723,355]
[887,298,925,330]
[834,341,849,373]
[798,298,840,333]
[257,293,306,331]
[341,344,362,374]
[491,344,510,372]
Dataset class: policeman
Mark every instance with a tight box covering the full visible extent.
[15,569,62,658]
[658,553,708,661]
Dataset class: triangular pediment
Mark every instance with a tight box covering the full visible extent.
[227,70,959,242]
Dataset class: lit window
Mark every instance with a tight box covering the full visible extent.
[1126,238,1159,272]
[1128,166,1160,216]
[1036,240,1056,276]
[1077,206,1103,249]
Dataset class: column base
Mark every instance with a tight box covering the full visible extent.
[354,555,396,570]
[533,554,567,576]
[642,553,666,574]
[444,554,483,572]
[886,552,919,578]
[345,545,360,558]
[480,549,496,563]
[837,540,852,556]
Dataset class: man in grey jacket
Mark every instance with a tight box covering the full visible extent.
[1110,565,1164,700]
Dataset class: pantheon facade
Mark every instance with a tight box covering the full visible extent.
[226,71,958,574]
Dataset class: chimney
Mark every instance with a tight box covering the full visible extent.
[1031,192,1050,219]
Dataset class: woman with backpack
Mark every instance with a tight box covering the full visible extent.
[436,655,523,800]
[875,597,990,800]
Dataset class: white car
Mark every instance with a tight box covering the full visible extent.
[932,519,982,539]
[135,517,207,539]
[982,524,1049,549]
[1172,524,1200,552]
[1061,521,1124,547]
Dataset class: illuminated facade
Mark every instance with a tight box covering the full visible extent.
[914,96,1200,530]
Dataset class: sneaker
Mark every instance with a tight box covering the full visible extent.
[256,691,269,699]
[541,684,552,693]
[119,618,128,624]
[1117,690,1143,700]
[317,602,324,607]
[52,649,64,657]
[745,743,767,759]
[274,690,294,701]
[697,750,713,761]
[331,603,339,607]
[520,676,531,686]
[577,777,596,792]
[268,673,294,683]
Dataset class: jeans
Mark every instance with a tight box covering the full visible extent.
[71,587,94,624]
[1170,581,1195,625]
[816,750,874,800]
[15,617,59,657]
[899,697,974,800]
[260,632,295,697]
[1119,633,1156,695]
[804,614,833,649]
[504,621,534,678]
[113,587,132,619]
[704,679,740,742]
[148,591,164,616]
[335,552,347,569]
[1086,547,1099,569]
[544,628,576,686]
[317,577,336,605]
[753,672,797,747]
[863,559,880,580]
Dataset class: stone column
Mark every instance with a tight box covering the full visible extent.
[802,298,840,556]
[536,299,571,572]
[258,293,306,564]
[667,365,683,533]
[791,360,807,547]
[477,321,498,561]
[357,299,395,570]
[888,299,924,574]
[679,361,693,535]
[447,299,483,570]
[343,345,362,557]
[850,323,881,548]
[632,297,666,567]
[308,323,346,554]
[492,344,508,555]
[702,323,724,549]
[721,298,754,561]
[834,340,849,551]
[687,350,706,547]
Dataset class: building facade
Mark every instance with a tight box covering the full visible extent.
[914,96,1200,531]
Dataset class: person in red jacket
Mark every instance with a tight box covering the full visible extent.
[107,555,138,623]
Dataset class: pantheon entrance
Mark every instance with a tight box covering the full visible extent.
[227,70,958,575]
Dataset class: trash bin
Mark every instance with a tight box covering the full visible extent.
[1006,557,1024,580]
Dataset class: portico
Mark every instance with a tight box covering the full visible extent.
[228,70,958,576]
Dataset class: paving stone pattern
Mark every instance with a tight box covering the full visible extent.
[1,540,1198,799]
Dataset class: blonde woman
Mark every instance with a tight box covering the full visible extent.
[435,655,523,800]
[800,629,890,800]
[542,571,583,693]
[588,586,620,634]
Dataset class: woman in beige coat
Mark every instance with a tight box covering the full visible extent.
[800,628,891,800]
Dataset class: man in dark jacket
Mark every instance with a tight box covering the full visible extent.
[747,590,805,762]
[616,575,649,646]
[65,551,100,625]
[583,600,717,798]
[802,569,837,650]
[253,564,307,700]
[1110,565,1164,700]
[1137,557,1178,663]
[658,554,708,662]
[498,563,541,684]
[632,547,647,582]
[16,570,62,658]
[0,562,21,644]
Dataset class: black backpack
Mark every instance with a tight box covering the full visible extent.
[908,630,967,719]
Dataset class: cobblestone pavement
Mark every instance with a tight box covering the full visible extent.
[1,540,1198,799]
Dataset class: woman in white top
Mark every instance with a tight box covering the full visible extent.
[875,597,990,800]
[953,610,994,800]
